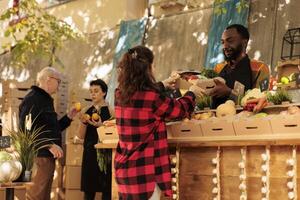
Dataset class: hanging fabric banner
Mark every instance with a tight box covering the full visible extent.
[106,18,147,107]
[204,0,250,69]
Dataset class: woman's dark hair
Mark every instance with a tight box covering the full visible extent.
[117,45,157,105]
[90,79,108,98]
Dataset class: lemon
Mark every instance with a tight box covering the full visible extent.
[83,114,90,121]
[92,113,100,121]
[74,102,81,111]
[280,76,290,84]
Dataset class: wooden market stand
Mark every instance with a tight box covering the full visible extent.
[96,132,300,200]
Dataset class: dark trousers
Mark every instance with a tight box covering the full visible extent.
[84,191,111,200]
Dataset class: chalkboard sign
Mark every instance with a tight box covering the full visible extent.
[259,78,269,92]
[0,136,11,148]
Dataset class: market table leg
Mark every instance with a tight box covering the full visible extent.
[5,188,14,200]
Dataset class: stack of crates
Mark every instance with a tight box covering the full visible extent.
[1,79,33,136]
[53,77,69,118]
[62,88,101,200]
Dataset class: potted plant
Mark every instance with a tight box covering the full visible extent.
[9,113,53,182]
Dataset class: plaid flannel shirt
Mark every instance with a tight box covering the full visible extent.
[114,86,195,200]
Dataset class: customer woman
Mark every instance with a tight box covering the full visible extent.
[76,79,112,200]
[114,45,203,200]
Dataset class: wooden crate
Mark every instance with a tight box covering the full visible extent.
[233,117,273,135]
[97,126,118,143]
[270,114,300,134]
[63,166,81,189]
[201,118,235,137]
[1,107,19,136]
[62,143,83,166]
[65,119,81,143]
[68,88,92,110]
[167,120,203,139]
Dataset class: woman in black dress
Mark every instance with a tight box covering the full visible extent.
[76,79,112,200]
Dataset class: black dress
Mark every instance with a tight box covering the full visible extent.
[81,105,112,199]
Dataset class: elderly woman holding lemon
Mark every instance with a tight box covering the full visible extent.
[74,79,113,200]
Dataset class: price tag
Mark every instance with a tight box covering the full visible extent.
[233,81,245,96]
[0,136,11,148]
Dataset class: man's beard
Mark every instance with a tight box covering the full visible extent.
[223,44,243,61]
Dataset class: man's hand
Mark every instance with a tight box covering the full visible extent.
[246,97,268,113]
[49,144,63,158]
[209,78,231,98]
[67,106,80,120]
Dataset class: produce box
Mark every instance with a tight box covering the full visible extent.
[63,166,81,189]
[167,120,203,138]
[64,189,84,200]
[233,117,272,135]
[201,118,235,136]
[269,114,300,134]
[97,125,119,143]
[276,59,300,89]
[63,143,83,166]
[176,78,216,94]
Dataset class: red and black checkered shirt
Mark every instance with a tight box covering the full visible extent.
[114,87,195,200]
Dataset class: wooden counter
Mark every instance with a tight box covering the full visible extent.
[96,133,300,200]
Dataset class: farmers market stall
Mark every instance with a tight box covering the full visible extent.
[96,86,300,200]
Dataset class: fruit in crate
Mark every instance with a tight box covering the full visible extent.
[243,102,257,112]
[92,113,100,121]
[280,76,290,84]
[287,106,300,115]
[216,100,236,117]
[182,118,190,122]
[253,112,268,118]
[194,111,214,120]
[74,102,81,111]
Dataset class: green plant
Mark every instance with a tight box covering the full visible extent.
[196,95,212,110]
[8,114,53,171]
[0,0,83,68]
[266,89,292,105]
[96,149,111,174]
[200,69,218,78]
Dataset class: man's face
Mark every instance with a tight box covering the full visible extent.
[221,28,247,61]
[47,75,61,94]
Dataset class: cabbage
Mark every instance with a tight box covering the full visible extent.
[0,151,13,162]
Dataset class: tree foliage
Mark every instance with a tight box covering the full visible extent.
[214,0,249,15]
[0,0,84,68]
